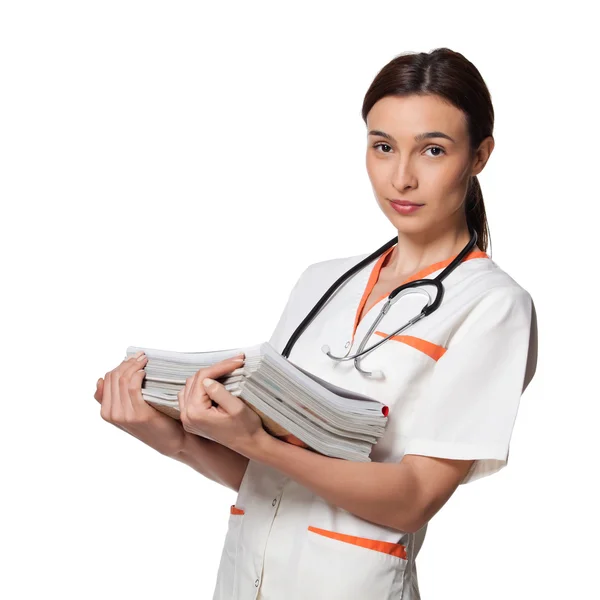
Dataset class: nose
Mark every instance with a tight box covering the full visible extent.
[391,158,417,191]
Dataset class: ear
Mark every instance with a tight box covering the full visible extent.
[471,135,495,176]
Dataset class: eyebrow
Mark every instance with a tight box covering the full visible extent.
[368,129,456,144]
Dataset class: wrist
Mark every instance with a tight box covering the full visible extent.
[235,429,273,461]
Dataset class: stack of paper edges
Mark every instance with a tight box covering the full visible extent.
[125,341,388,462]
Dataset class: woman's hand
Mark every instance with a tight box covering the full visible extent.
[178,353,267,457]
[94,350,188,458]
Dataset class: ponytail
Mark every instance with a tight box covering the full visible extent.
[465,175,490,253]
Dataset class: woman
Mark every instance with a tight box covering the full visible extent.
[95,48,537,599]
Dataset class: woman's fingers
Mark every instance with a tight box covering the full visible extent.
[119,355,149,419]
[209,355,245,378]
[95,351,195,458]
[117,350,144,374]
[100,371,113,421]
[94,378,104,403]
[99,352,147,423]
[99,352,244,425]
[127,356,154,414]
[179,355,244,416]
[199,356,245,396]
[127,368,149,417]
[190,357,241,402]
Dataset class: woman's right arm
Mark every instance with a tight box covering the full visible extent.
[174,433,249,492]
[95,352,250,493]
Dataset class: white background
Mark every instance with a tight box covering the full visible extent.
[1,1,597,598]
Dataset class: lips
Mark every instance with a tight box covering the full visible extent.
[390,199,424,206]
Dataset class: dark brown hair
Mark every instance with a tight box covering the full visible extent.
[361,48,493,252]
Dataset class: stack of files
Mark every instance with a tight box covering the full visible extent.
[125,341,389,462]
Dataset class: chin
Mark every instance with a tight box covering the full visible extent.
[383,206,427,231]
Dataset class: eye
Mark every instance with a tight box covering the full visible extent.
[372,143,446,157]
[424,146,446,157]
[372,142,393,153]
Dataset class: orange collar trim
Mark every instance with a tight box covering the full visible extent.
[351,247,489,341]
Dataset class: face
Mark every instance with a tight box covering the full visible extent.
[365,94,492,238]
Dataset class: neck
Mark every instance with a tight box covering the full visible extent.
[384,224,476,278]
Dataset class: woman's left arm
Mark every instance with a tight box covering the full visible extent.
[179,373,473,534]
[241,430,474,534]
[244,288,534,532]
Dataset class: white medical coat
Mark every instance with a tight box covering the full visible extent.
[212,244,537,600]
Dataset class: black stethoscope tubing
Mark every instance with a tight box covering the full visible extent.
[281,227,478,360]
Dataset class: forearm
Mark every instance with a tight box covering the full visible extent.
[242,432,422,533]
[175,432,249,492]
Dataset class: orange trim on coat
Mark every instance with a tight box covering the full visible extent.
[230,505,245,516]
[352,248,489,342]
[352,245,395,340]
[308,526,407,559]
[373,332,447,361]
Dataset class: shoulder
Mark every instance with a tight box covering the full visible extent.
[276,250,371,325]
[458,255,534,308]
[268,250,372,353]
[290,250,371,295]
[302,251,371,279]
[451,261,535,347]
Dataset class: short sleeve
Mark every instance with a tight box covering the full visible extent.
[403,287,538,485]
[268,266,310,355]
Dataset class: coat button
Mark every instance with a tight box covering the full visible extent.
[272,498,277,506]
[255,578,260,587]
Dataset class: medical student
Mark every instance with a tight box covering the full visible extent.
[95,47,537,599]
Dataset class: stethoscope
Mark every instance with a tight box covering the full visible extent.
[281,226,479,378]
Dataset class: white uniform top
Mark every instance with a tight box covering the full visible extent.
[212,242,537,600]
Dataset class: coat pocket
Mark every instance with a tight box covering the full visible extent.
[211,506,245,600]
[295,525,407,600]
